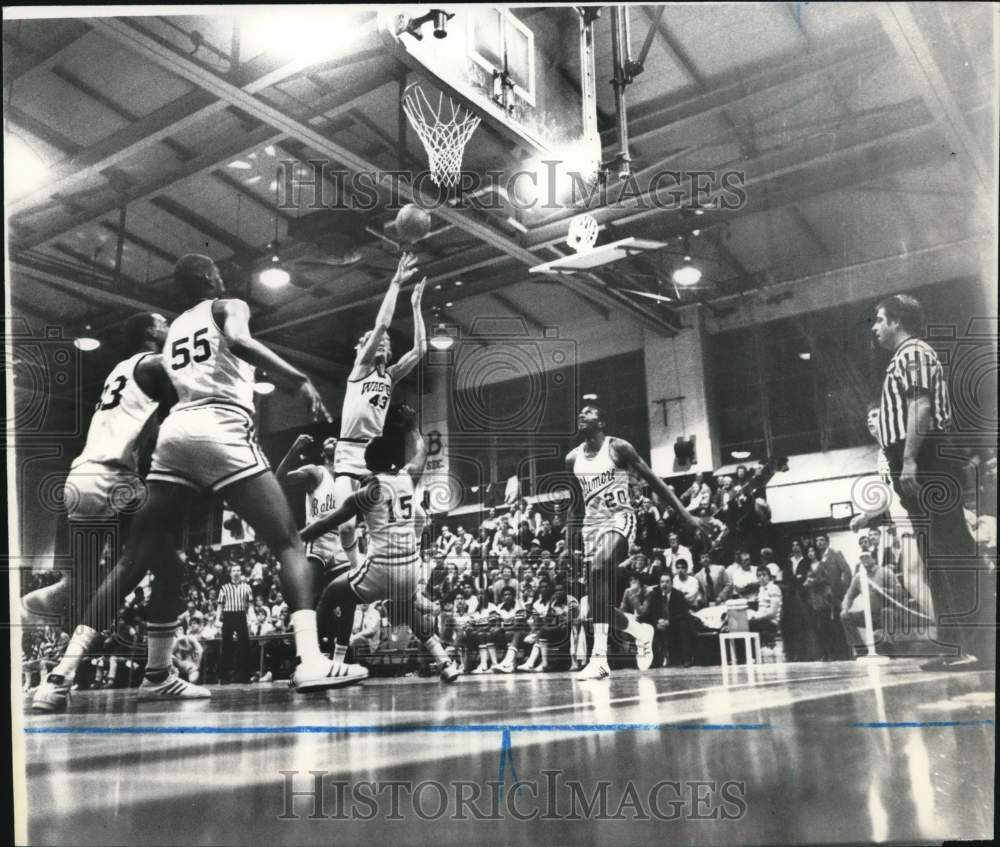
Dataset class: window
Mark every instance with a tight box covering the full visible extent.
[468,7,536,106]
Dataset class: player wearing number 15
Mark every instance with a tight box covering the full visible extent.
[334,252,426,570]
[304,407,462,684]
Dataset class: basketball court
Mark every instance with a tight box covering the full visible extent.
[5,4,997,847]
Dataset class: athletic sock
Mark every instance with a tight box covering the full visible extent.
[50,625,97,682]
[592,623,610,658]
[423,634,449,664]
[333,643,348,666]
[145,621,179,678]
[478,646,489,667]
[622,612,646,639]
[291,610,323,664]
[503,646,516,665]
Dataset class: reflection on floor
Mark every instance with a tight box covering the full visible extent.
[19,660,995,846]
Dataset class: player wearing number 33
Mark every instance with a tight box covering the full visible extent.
[303,407,462,684]
[334,252,426,570]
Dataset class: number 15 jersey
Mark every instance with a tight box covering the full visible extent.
[573,437,633,528]
[165,299,255,414]
[364,472,418,562]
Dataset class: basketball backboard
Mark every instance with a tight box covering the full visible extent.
[378,6,600,165]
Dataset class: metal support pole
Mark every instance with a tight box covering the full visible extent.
[608,6,631,180]
[113,205,126,290]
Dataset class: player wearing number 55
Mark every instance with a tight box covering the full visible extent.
[303,411,463,685]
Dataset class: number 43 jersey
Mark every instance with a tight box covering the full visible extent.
[165,299,255,414]
[71,352,160,472]
[335,367,393,477]
[573,437,634,528]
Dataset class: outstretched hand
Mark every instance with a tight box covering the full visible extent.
[392,252,420,287]
[300,381,331,422]
[411,276,426,308]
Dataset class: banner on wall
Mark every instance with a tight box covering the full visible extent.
[220,507,255,547]
[421,419,458,514]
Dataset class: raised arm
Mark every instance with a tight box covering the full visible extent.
[214,298,330,421]
[388,277,427,383]
[275,434,320,488]
[355,253,420,371]
[611,439,709,539]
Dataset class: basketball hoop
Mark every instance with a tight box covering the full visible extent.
[402,82,481,188]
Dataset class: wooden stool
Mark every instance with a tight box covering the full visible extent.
[719,631,762,667]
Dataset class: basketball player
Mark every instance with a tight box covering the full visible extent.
[39,253,368,702]
[334,253,425,569]
[276,434,349,575]
[567,404,710,680]
[29,313,173,713]
[302,409,461,683]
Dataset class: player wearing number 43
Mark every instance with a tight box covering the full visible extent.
[303,405,462,684]
[333,252,427,572]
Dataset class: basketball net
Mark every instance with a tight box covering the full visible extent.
[402,82,481,188]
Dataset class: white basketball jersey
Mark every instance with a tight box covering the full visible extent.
[165,300,255,413]
[304,466,344,563]
[72,352,160,471]
[364,472,418,562]
[573,437,632,525]
[340,367,393,442]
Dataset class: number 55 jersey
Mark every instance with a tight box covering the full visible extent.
[573,436,637,559]
[335,367,393,478]
[148,299,270,493]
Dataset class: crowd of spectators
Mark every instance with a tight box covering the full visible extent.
[21,448,996,684]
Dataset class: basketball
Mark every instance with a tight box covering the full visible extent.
[393,204,432,245]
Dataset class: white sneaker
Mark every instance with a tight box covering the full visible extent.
[20,581,69,625]
[137,670,211,701]
[260,671,272,683]
[292,659,368,692]
[439,660,462,684]
[492,661,514,674]
[634,622,655,671]
[576,658,611,681]
[470,664,491,674]
[31,677,70,713]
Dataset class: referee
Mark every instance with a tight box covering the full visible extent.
[872,294,988,671]
[217,565,253,683]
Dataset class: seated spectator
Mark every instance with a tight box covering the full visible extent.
[518,578,571,672]
[350,602,384,655]
[840,552,904,653]
[447,541,472,575]
[640,552,668,587]
[535,519,556,553]
[694,553,732,606]
[640,572,696,668]
[490,586,528,673]
[748,567,782,647]
[673,559,704,609]
[726,550,759,599]
[682,473,713,516]
[759,548,782,583]
[663,533,693,572]
[619,573,647,616]
[173,616,205,682]
[436,525,456,556]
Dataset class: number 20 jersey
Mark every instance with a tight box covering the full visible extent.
[165,299,255,414]
[71,352,160,472]
[573,437,633,528]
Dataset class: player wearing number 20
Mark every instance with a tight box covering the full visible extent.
[333,252,426,569]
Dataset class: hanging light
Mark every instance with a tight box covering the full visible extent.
[74,323,100,351]
[798,352,812,361]
[74,336,101,352]
[429,324,454,351]
[259,267,290,288]
[253,380,275,395]
[730,450,752,460]
[672,264,702,286]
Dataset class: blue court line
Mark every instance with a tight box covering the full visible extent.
[851,720,994,729]
[24,722,772,735]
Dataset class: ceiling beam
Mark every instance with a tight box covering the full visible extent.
[490,291,549,334]
[148,195,259,258]
[4,104,82,155]
[875,5,990,192]
[2,20,90,83]
[90,16,677,338]
[98,220,178,265]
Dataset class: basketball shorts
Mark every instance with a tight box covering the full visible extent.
[147,404,270,493]
[64,461,146,521]
[333,440,370,479]
[582,511,637,562]
[347,552,420,604]
[306,534,350,572]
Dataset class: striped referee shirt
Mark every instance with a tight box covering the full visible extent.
[877,337,951,449]
[218,580,253,613]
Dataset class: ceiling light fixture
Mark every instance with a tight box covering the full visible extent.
[429,324,454,351]
[672,264,702,286]
[253,380,275,395]
[259,267,290,288]
[798,352,812,361]
[73,336,101,352]
[730,450,752,460]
